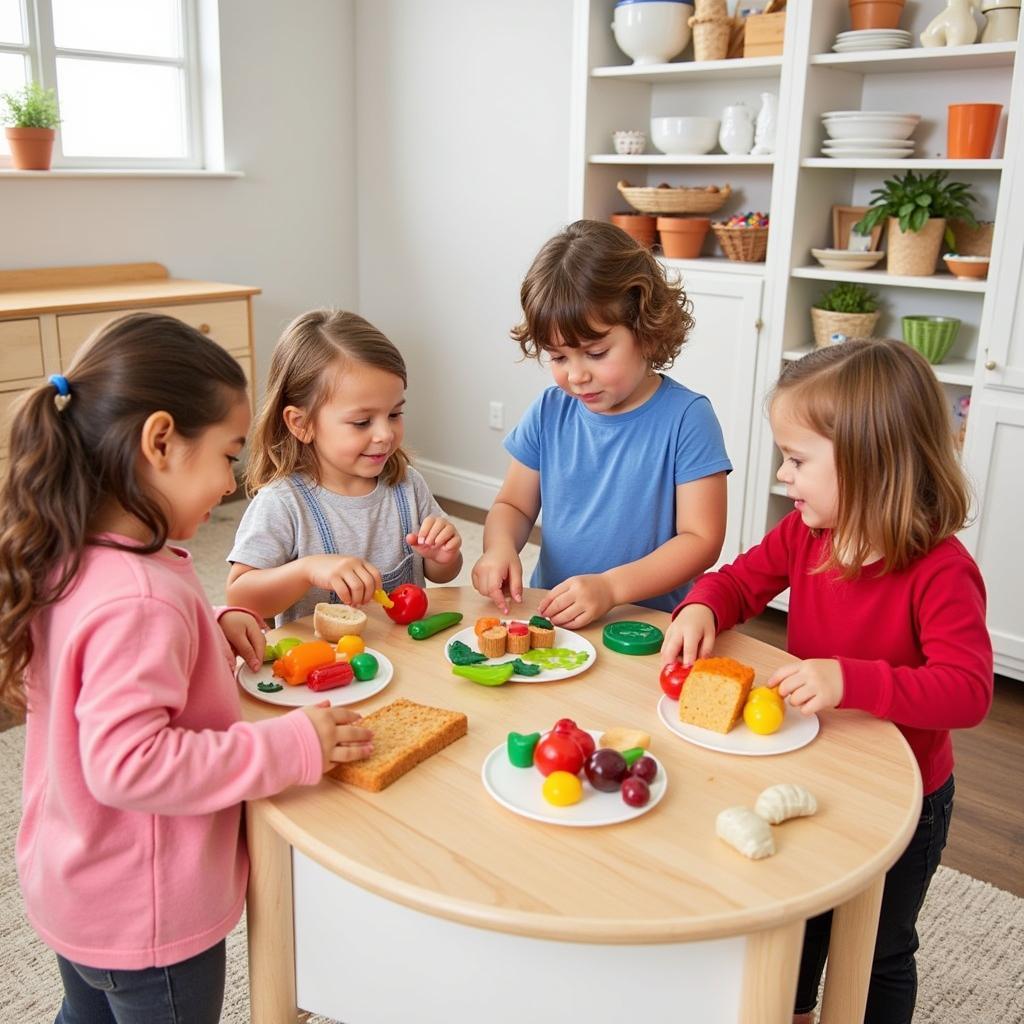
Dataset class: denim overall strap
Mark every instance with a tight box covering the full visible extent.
[380,483,416,591]
[291,475,341,603]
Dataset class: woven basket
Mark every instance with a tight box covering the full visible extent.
[712,224,769,262]
[949,219,994,257]
[810,308,880,349]
[690,16,732,60]
[887,217,945,276]
[618,181,731,215]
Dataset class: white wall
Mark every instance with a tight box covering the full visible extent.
[0,0,359,381]
[355,0,575,507]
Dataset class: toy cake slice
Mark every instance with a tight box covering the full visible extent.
[679,656,755,734]
[330,698,468,791]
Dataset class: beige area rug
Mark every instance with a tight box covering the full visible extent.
[4,505,1022,1022]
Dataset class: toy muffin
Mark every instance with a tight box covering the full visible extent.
[507,621,530,655]
[528,623,555,648]
[479,625,508,659]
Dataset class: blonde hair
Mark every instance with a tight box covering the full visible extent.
[771,339,971,578]
[245,310,409,494]
[511,220,694,369]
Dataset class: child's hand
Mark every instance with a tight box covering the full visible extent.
[472,548,523,614]
[538,574,614,630]
[407,516,462,565]
[305,555,383,606]
[302,701,374,772]
[769,659,844,716]
[219,610,265,671]
[660,604,716,668]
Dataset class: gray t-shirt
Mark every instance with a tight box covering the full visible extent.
[228,467,444,626]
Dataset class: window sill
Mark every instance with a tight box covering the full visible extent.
[0,168,244,179]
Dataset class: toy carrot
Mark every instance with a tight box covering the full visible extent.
[272,640,335,686]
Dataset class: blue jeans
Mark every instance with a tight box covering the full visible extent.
[54,940,225,1024]
[794,774,955,1024]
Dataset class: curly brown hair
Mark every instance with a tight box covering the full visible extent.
[0,313,248,713]
[511,220,694,369]
[772,338,971,578]
[245,309,410,495]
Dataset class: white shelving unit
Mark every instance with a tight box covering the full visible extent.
[571,1,1024,680]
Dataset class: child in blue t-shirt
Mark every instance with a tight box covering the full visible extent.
[472,220,732,628]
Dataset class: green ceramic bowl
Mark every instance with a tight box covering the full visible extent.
[902,316,961,365]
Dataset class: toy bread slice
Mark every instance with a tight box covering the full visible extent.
[679,656,755,734]
[598,727,651,752]
[314,602,368,641]
[330,698,468,792]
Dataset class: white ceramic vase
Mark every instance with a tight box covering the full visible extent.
[719,103,754,155]
[981,6,1020,41]
[751,93,779,156]
[920,0,980,47]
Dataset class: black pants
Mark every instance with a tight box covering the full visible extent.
[794,774,954,1024]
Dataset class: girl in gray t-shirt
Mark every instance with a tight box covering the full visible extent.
[226,309,462,626]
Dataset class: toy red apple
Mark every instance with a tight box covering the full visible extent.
[533,732,585,777]
[552,717,596,759]
[384,583,428,625]
[659,661,691,701]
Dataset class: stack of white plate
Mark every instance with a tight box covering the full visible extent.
[821,110,919,159]
[833,28,912,52]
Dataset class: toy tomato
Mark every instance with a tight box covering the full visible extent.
[533,732,584,777]
[659,661,691,701]
[552,717,596,759]
[383,583,428,625]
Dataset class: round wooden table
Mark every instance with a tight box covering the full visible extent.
[240,588,921,1024]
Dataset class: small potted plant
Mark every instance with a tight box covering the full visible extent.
[811,282,881,349]
[854,170,978,277]
[2,81,60,170]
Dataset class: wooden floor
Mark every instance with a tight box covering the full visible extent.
[3,497,1020,897]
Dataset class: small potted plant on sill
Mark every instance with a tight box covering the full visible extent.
[811,282,881,349]
[2,81,60,171]
[853,170,978,277]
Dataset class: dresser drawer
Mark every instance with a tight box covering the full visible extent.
[57,300,250,366]
[0,318,45,383]
[0,382,33,457]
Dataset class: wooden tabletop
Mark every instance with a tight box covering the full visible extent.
[241,587,921,945]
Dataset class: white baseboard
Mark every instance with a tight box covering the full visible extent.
[415,457,504,513]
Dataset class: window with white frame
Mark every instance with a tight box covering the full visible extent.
[0,0,204,168]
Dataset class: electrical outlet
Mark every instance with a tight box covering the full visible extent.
[488,400,504,430]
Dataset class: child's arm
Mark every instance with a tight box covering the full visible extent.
[227,556,383,617]
[472,459,541,613]
[538,473,727,629]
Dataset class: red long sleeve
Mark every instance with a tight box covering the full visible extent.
[679,512,994,793]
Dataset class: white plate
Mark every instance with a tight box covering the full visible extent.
[822,137,915,148]
[821,148,914,159]
[481,729,667,827]
[836,30,911,39]
[444,623,597,682]
[237,648,394,707]
[811,248,885,270]
[656,694,819,756]
[833,42,911,51]
[823,110,920,119]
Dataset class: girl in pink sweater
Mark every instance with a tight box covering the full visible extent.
[662,339,993,1024]
[0,313,373,1023]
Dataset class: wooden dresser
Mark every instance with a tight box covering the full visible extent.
[0,263,260,473]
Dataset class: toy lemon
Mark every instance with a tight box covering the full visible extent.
[743,698,784,735]
[336,635,366,660]
[748,685,784,708]
[542,771,583,807]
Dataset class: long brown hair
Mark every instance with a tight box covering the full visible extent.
[0,312,248,712]
[771,339,971,577]
[245,309,410,494]
[511,220,695,369]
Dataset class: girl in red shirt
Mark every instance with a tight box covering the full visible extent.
[662,339,993,1024]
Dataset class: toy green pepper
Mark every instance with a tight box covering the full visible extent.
[408,612,463,640]
[507,731,541,768]
[452,663,515,686]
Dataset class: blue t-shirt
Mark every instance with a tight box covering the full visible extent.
[504,375,732,612]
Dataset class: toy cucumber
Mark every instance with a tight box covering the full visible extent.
[408,612,463,640]
[452,663,516,686]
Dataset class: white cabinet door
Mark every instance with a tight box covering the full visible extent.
[662,269,763,568]
[962,392,1024,681]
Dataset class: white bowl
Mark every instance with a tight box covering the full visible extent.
[811,248,886,270]
[823,117,920,141]
[822,110,920,119]
[612,2,693,66]
[651,115,719,154]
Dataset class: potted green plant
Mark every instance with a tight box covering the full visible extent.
[811,282,881,348]
[2,81,60,170]
[854,170,978,277]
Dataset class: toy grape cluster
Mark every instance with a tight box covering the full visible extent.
[722,211,769,228]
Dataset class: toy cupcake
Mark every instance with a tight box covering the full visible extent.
[479,625,509,659]
[528,619,555,649]
[507,621,531,655]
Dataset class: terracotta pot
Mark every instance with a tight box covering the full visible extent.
[886,216,946,277]
[611,212,657,248]
[657,216,711,259]
[849,0,905,30]
[4,127,55,170]
[947,103,1002,159]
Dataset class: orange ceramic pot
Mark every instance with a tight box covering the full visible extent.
[5,127,55,170]
[611,212,657,249]
[849,0,905,29]
[947,104,1002,159]
[657,216,710,259]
